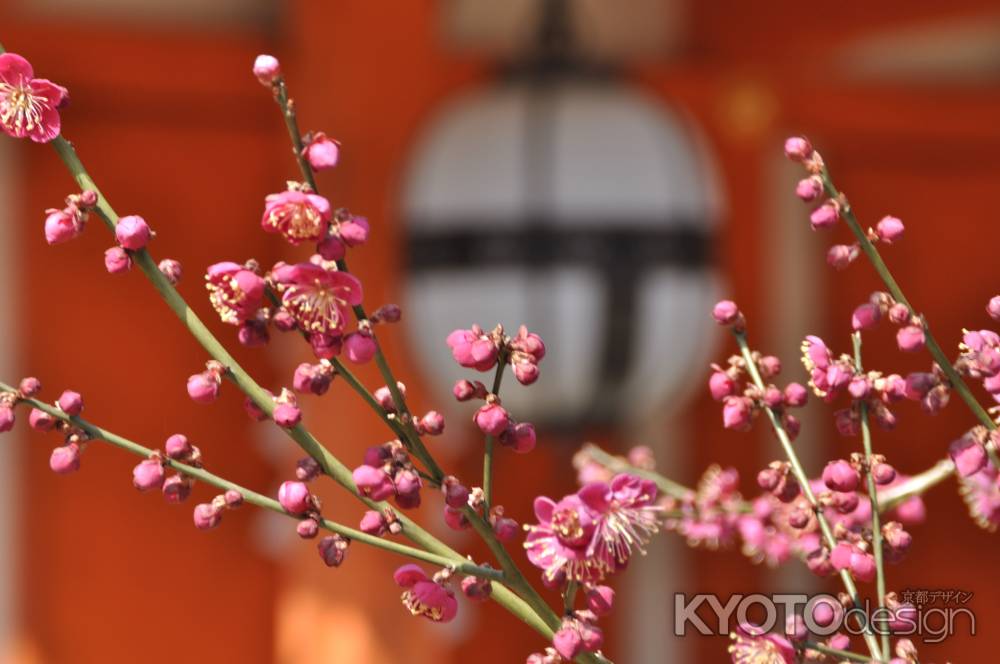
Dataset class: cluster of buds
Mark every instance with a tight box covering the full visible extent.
[447,323,546,386]
[708,354,807,440]
[316,208,370,263]
[293,360,336,396]
[43,190,97,245]
[351,440,423,509]
[957,323,1000,403]
[453,379,538,453]
[666,465,744,551]
[160,434,202,503]
[1,380,88,474]
[193,489,244,531]
[850,291,926,353]
[103,214,152,275]
[550,612,604,660]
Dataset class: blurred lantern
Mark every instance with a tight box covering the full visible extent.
[402,0,723,429]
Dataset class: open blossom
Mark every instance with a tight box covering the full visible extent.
[0,53,68,143]
[271,261,363,339]
[261,186,332,245]
[525,474,661,584]
[205,262,265,325]
[958,460,1000,532]
[393,564,457,623]
[729,623,795,664]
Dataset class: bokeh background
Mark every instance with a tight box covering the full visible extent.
[0,1,999,662]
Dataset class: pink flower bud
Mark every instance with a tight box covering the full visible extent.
[501,422,536,454]
[293,362,332,396]
[783,382,808,407]
[829,542,853,571]
[452,379,479,401]
[443,481,470,509]
[132,458,165,491]
[252,54,281,86]
[762,386,783,409]
[805,549,834,577]
[164,434,192,461]
[850,550,876,582]
[186,372,219,404]
[162,474,192,503]
[896,325,925,352]
[579,622,603,652]
[474,403,509,436]
[237,319,270,347]
[809,202,839,230]
[795,176,823,202]
[882,521,912,554]
[352,465,394,501]
[104,246,131,274]
[343,332,376,364]
[460,575,492,601]
[822,460,860,492]
[553,627,583,660]
[871,462,896,485]
[303,133,339,171]
[987,296,1000,322]
[0,407,14,433]
[44,208,82,244]
[374,382,405,412]
[722,396,752,431]
[19,376,41,397]
[278,480,312,515]
[826,243,858,270]
[443,506,470,530]
[57,390,83,416]
[158,258,182,285]
[274,403,302,428]
[847,375,870,400]
[512,361,540,385]
[359,510,387,536]
[493,516,519,542]
[888,303,910,325]
[28,408,53,431]
[316,234,346,261]
[949,436,987,477]
[586,585,615,616]
[272,309,297,332]
[708,371,736,401]
[243,396,268,421]
[876,215,904,243]
[224,490,243,508]
[193,503,222,530]
[317,534,349,567]
[711,300,739,325]
[296,456,322,482]
[783,136,812,161]
[851,303,881,331]
[372,303,401,324]
[115,215,151,250]
[50,443,82,474]
[339,216,370,247]
[810,598,840,627]
[830,491,859,514]
[296,519,319,539]
[420,411,445,435]
[759,355,781,378]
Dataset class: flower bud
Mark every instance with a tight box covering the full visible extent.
[19,376,41,397]
[57,390,83,416]
[443,506,470,530]
[513,361,540,385]
[461,575,492,601]
[162,474,192,503]
[585,585,615,616]
[115,215,151,250]
[826,244,858,270]
[493,515,519,542]
[722,396,753,431]
[252,54,281,86]
[851,303,881,331]
[783,136,812,161]
[28,408,53,431]
[876,215,904,243]
[443,479,470,509]
[224,490,244,508]
[104,246,131,274]
[343,332,376,364]
[783,382,808,407]
[949,436,987,477]
[359,510,387,536]
[296,519,319,539]
[316,234,346,261]
[44,208,82,244]
[352,465,394,501]
[711,300,739,325]
[418,410,445,436]
[871,462,896,485]
[193,503,221,530]
[987,296,1000,322]
[165,433,193,460]
[296,456,322,482]
[452,379,478,401]
[896,325,925,352]
[795,176,823,202]
[274,403,302,428]
[822,459,860,492]
[553,627,583,660]
[372,303,402,324]
[278,480,312,515]
[708,371,737,401]
[888,303,910,325]
[186,372,219,404]
[318,534,350,567]
[238,319,270,347]
[132,458,165,491]
[303,133,340,171]
[339,216,369,247]
[501,422,537,454]
[809,202,839,230]
[474,403,509,436]
[158,258,182,285]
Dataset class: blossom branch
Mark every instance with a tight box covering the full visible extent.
[818,165,1000,469]
[732,330,883,660]
[0,381,503,580]
[483,358,507,510]
[852,332,890,660]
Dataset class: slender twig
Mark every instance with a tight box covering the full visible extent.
[580,443,694,501]
[483,360,507,510]
[805,641,871,663]
[733,331,882,660]
[853,333,890,661]
[878,458,954,510]
[0,381,503,581]
[819,167,1000,469]
[563,580,578,616]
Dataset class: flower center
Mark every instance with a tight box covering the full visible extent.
[271,202,322,241]
[552,508,585,545]
[283,279,346,334]
[0,79,47,134]
[401,590,445,622]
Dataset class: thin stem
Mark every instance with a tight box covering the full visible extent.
[580,443,695,502]
[563,580,578,616]
[878,457,954,510]
[734,331,882,660]
[805,641,871,663]
[483,360,507,510]
[0,382,502,581]
[819,167,1000,469]
[853,333,890,661]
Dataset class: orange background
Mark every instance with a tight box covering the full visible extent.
[1,1,999,662]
